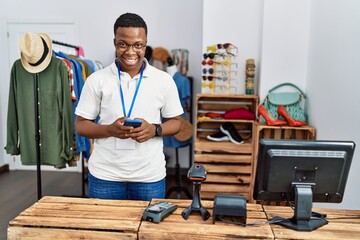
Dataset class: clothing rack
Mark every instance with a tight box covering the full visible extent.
[52,40,79,50]
[33,40,84,200]
[52,40,86,198]
[33,74,42,200]
[17,39,85,201]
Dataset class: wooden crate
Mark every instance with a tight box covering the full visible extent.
[252,123,316,204]
[255,123,316,141]
[194,94,258,201]
[195,94,258,148]
[194,153,253,200]
[8,196,149,240]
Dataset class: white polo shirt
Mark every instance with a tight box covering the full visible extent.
[75,60,183,182]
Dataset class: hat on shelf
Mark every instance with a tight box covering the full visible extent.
[19,32,53,73]
[152,47,170,63]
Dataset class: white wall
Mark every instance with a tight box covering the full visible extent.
[259,0,310,100]
[306,0,360,210]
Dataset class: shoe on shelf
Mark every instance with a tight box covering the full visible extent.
[257,105,287,126]
[207,131,230,142]
[220,122,244,145]
[277,105,307,127]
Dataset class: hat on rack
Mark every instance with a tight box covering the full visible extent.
[19,32,53,73]
[152,47,170,63]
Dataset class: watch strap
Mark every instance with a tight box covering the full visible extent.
[153,124,162,137]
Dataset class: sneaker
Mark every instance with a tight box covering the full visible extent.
[207,130,230,142]
[220,122,244,144]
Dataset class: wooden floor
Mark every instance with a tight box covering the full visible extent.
[0,168,192,239]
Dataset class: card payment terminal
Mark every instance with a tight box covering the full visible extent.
[142,201,178,223]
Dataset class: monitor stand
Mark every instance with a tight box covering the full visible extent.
[273,183,328,231]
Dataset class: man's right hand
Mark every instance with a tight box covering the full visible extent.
[108,117,135,139]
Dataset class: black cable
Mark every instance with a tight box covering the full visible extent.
[327,216,360,220]
[218,215,285,227]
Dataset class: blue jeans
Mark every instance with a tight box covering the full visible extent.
[88,173,166,201]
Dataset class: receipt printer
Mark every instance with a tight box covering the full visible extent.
[212,194,247,224]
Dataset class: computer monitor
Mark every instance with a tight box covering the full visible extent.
[253,139,356,231]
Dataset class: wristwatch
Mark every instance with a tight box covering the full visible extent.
[153,124,162,137]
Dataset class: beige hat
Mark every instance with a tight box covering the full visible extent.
[19,32,52,73]
[174,118,193,142]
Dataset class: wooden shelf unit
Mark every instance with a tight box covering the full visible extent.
[194,94,258,200]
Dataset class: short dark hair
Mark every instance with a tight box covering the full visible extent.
[113,13,148,36]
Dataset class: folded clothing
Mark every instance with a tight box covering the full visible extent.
[205,112,224,119]
[224,108,255,120]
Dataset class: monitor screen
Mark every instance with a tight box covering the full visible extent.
[253,139,356,231]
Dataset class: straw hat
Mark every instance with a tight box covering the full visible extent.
[19,32,53,73]
[174,118,193,142]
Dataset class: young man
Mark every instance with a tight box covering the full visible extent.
[75,13,183,201]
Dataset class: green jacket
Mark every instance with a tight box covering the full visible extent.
[5,57,75,168]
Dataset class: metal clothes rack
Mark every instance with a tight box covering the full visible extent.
[52,40,79,50]
[52,40,86,198]
[33,73,42,200]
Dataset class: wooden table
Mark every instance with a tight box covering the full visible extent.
[138,199,273,240]
[263,205,360,240]
[8,196,360,239]
[7,196,149,239]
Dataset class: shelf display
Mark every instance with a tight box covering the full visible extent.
[194,94,258,200]
[201,43,238,94]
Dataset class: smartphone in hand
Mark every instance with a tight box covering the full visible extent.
[124,119,142,128]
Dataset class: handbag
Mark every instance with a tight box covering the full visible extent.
[261,82,307,122]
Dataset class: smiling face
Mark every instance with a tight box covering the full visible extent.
[114,26,147,78]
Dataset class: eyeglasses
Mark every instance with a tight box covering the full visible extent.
[203,75,232,81]
[202,56,236,66]
[202,68,214,74]
[202,75,223,81]
[202,59,214,65]
[115,41,147,52]
[203,52,228,59]
[201,81,214,89]
[217,43,237,50]
[206,43,238,53]
[203,53,215,59]
[203,52,234,60]
[216,59,237,67]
